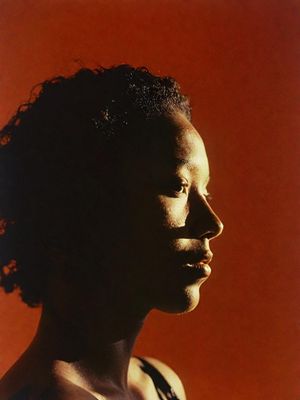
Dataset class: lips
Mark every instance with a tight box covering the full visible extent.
[176,250,213,281]
[182,250,213,268]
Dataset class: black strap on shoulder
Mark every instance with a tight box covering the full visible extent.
[136,357,180,400]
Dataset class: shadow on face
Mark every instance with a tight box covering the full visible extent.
[48,111,223,320]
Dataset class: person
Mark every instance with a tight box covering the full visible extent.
[0,65,223,400]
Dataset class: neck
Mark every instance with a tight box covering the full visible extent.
[26,302,149,396]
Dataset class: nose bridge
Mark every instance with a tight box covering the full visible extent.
[189,191,223,240]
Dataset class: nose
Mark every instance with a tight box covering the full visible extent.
[188,194,224,240]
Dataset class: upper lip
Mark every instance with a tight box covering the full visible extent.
[181,250,213,266]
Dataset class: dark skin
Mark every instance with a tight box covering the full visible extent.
[0,111,223,399]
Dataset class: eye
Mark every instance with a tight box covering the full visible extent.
[166,177,189,196]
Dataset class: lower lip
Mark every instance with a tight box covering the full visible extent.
[179,263,212,281]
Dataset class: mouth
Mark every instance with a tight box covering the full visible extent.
[182,262,211,277]
[179,251,213,280]
[183,250,213,266]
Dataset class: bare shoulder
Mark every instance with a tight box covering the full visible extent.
[142,357,186,400]
[0,369,94,400]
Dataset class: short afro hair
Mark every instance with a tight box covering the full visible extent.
[0,64,191,307]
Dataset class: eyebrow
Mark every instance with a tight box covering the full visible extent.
[173,157,195,167]
[173,158,210,185]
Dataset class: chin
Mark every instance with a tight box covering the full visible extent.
[156,283,203,315]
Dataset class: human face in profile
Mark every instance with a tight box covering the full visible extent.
[103,111,223,315]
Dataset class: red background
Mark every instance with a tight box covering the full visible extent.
[0,1,299,399]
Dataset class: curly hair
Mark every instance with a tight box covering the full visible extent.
[0,65,191,307]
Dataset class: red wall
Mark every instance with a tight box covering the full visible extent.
[0,1,299,399]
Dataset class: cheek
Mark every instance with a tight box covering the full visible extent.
[157,195,189,229]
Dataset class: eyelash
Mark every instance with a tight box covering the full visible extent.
[168,179,212,201]
[168,178,188,195]
[173,181,189,194]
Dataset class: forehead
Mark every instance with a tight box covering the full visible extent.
[142,112,209,174]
